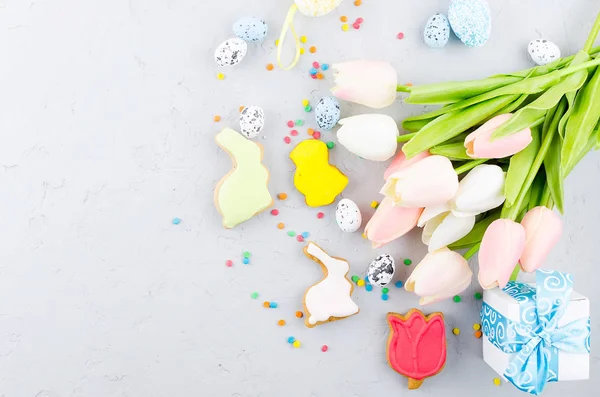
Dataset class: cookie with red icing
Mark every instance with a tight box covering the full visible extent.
[386,309,446,390]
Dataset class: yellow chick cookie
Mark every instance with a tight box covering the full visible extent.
[290,140,348,207]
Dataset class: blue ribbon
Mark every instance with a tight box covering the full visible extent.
[480,270,591,395]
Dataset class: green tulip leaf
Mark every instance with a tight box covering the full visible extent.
[504,126,542,207]
[429,142,471,160]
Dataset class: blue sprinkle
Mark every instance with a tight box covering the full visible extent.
[321,64,329,71]
[269,302,278,308]
[395,281,403,288]
[364,276,369,282]
[287,336,295,344]
[172,217,181,225]
[381,294,389,301]
[243,258,250,265]
[309,68,318,75]
[365,284,373,292]
[301,232,309,238]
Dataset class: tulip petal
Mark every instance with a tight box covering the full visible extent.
[418,203,451,227]
[331,60,398,109]
[365,197,422,248]
[384,151,430,181]
[427,213,476,252]
[337,114,399,161]
[519,206,562,272]
[465,114,533,159]
[452,164,505,217]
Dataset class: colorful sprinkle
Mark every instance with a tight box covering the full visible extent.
[243,258,250,265]
[287,120,294,128]
[290,129,298,136]
[310,74,317,80]
[352,23,360,30]
[404,258,412,266]
[172,217,181,225]
[296,235,304,242]
[351,275,359,283]
[239,105,245,112]
[293,340,301,348]
[295,119,304,126]
[287,336,295,344]
[269,302,278,308]
[266,63,274,71]
[321,64,329,71]
[278,320,286,326]
[474,292,483,300]
[382,287,389,294]
[356,17,364,23]
[370,201,379,208]
[473,323,481,331]
[356,279,364,287]
[340,16,348,22]
[365,284,373,292]
[362,233,367,239]
[271,209,279,216]
[474,330,483,339]
[278,193,288,200]
[326,141,335,149]
[453,295,462,303]
[313,131,321,139]
[354,0,362,6]
[452,328,460,335]
[243,251,251,258]
[277,222,285,229]
[307,128,315,136]
[284,136,291,144]
[341,24,349,31]
[397,32,405,40]
[395,280,403,288]
[251,292,258,299]
[321,345,328,352]
[263,302,270,308]
[216,72,225,80]
[317,212,324,219]
[304,105,312,112]
[300,36,307,43]
[301,232,309,238]
[213,115,221,122]
[493,378,501,386]
[275,39,279,46]
[300,47,305,55]
[309,46,316,53]
[295,311,303,318]
[287,231,296,237]
[316,72,324,79]
[309,68,318,75]
[226,260,233,267]
[381,294,389,301]
[312,61,320,68]
[302,99,310,107]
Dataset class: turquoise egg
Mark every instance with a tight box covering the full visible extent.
[423,13,450,48]
[448,0,491,47]
[233,16,268,43]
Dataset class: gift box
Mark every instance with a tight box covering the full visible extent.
[481,270,591,395]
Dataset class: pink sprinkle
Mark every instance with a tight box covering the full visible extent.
[296,235,304,242]
[313,131,321,139]
[290,129,298,136]
[321,345,328,352]
[287,120,294,128]
[353,23,360,29]
[284,136,291,144]
[312,61,320,69]
[356,17,364,23]
[317,212,324,219]
[310,74,317,79]
[271,209,279,216]
[225,260,233,267]
[397,32,404,40]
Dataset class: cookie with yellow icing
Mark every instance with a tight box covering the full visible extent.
[290,139,348,207]
[215,128,273,228]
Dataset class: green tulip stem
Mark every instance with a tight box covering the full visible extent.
[397,133,416,143]
[463,243,481,260]
[455,159,487,175]
[396,85,412,93]
[509,264,521,282]
[584,13,600,54]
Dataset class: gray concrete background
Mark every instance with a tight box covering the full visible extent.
[0,0,598,396]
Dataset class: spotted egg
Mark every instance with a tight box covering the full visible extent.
[424,13,450,48]
[528,39,561,66]
[367,254,396,287]
[214,38,248,67]
[448,0,491,47]
[233,16,268,43]
[315,96,341,131]
[335,198,362,232]
[239,106,265,139]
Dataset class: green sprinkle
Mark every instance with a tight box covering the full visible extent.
[304,105,312,112]
[326,141,335,149]
[296,119,304,125]
[403,258,412,266]
[243,251,251,258]
[351,275,359,283]
[251,292,259,299]
[453,295,462,303]
[474,292,483,300]
[382,287,389,294]
[287,231,296,237]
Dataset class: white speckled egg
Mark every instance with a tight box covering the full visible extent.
[424,13,450,48]
[239,106,265,139]
[448,0,491,47]
[315,96,341,131]
[528,39,561,66]
[214,38,248,67]
[367,254,396,287]
[233,16,268,43]
[335,198,362,232]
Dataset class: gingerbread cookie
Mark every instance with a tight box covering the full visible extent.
[386,310,446,390]
[302,242,359,327]
[214,128,273,228]
[290,140,348,207]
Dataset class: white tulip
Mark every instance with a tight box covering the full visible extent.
[422,212,476,252]
[417,203,450,227]
[331,60,398,109]
[451,164,506,217]
[337,114,399,161]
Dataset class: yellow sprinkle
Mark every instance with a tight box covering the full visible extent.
[370,201,379,208]
[493,377,501,386]
[357,279,365,287]
[341,24,349,31]
[452,328,460,335]
[299,47,305,55]
[302,99,310,107]
[216,73,225,80]
[300,35,307,43]
[362,233,367,239]
[293,340,301,348]
[275,39,279,46]
[473,323,481,331]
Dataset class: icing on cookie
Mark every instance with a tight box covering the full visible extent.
[215,128,273,228]
[386,310,446,390]
[290,140,348,207]
[303,242,359,327]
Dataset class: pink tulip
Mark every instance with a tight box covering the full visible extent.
[383,150,430,180]
[364,197,422,248]
[478,219,526,289]
[464,114,533,159]
[381,155,458,207]
[519,206,563,273]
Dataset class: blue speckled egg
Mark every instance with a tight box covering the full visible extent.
[233,16,268,43]
[315,96,340,131]
[424,13,450,48]
[448,0,491,47]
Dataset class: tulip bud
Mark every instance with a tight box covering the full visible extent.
[422,212,476,252]
[337,114,399,161]
[405,247,473,305]
[384,150,430,181]
[464,114,533,159]
[519,206,563,273]
[364,197,422,248]
[331,60,398,109]
[451,164,506,217]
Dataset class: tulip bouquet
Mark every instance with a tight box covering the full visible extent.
[330,13,600,304]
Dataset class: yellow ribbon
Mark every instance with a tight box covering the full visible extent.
[277,4,301,71]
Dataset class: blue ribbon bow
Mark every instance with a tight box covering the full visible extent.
[481,270,591,395]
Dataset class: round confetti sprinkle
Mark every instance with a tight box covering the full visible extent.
[473,323,481,331]
[287,231,296,237]
[295,119,304,126]
[474,330,483,339]
[326,141,335,149]
[269,302,278,308]
[275,39,279,46]
[310,74,317,80]
[299,47,305,55]
[296,235,304,242]
[356,17,364,23]
[354,0,362,6]
[452,328,460,335]
[287,336,295,344]
[307,128,315,136]
[321,64,329,71]
[357,279,365,287]
[362,233,367,239]
[263,302,270,308]
[243,251,251,258]
[342,24,349,31]
[226,260,233,267]
[284,136,291,144]
[304,105,312,112]
[295,311,303,318]
[493,378,501,386]
[453,295,462,303]
[317,212,324,219]
[474,292,482,300]
[301,232,309,238]
[216,72,225,80]
[351,275,359,283]
[239,106,245,112]
[213,115,221,122]
[313,131,321,139]
[293,340,301,348]
[321,345,328,352]
[395,281,403,288]
[266,63,274,71]
[287,120,294,128]
[300,36,307,43]
[302,99,309,107]
[382,287,389,294]
[316,72,324,79]
[172,217,181,225]
[290,129,298,136]
[277,222,285,229]
[340,16,348,22]
[352,23,360,30]
[404,258,412,266]
[243,258,250,265]
[251,292,258,299]
[278,193,288,200]
[312,61,320,68]
[397,32,405,40]
[405,82,413,87]
[309,68,318,75]
[381,294,389,301]
[365,284,373,292]
[309,46,316,53]
[370,201,379,208]
[278,320,286,326]
[271,209,279,216]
